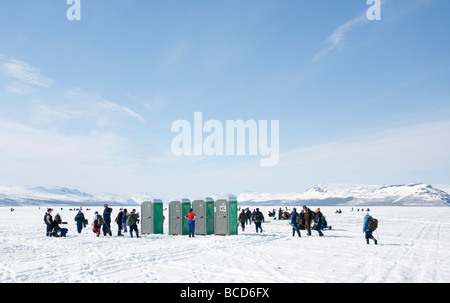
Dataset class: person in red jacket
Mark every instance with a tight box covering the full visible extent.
[185,208,196,238]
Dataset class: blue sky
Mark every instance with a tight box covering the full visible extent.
[0,0,450,199]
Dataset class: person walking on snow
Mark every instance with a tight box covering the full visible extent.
[291,208,301,237]
[363,212,378,245]
[103,204,113,237]
[239,209,247,232]
[185,208,196,238]
[254,208,264,233]
[74,209,85,234]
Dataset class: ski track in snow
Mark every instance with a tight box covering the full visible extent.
[1,206,450,283]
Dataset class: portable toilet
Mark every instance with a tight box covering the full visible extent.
[192,197,214,235]
[141,199,164,235]
[228,196,238,235]
[214,198,238,236]
[169,200,182,235]
[169,199,191,235]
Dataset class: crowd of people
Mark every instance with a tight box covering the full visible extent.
[44,204,378,244]
[288,206,325,237]
[45,204,140,238]
[238,208,265,233]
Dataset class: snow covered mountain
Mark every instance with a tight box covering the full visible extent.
[0,186,139,207]
[1,183,449,207]
[235,183,450,207]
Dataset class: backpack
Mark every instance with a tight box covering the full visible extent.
[75,212,84,221]
[368,218,378,231]
[126,214,135,226]
[97,216,105,226]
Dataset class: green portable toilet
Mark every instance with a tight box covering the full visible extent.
[152,199,164,234]
[141,199,164,235]
[192,197,214,235]
[205,197,215,235]
[181,198,191,235]
[228,196,238,235]
[214,198,238,236]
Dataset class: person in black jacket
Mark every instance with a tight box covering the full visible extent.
[45,208,54,237]
[313,208,324,237]
[74,209,85,234]
[254,208,264,233]
[115,210,124,236]
[103,204,113,236]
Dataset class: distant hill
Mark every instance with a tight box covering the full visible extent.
[0,186,139,207]
[2,183,449,207]
[233,183,450,207]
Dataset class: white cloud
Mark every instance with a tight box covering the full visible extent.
[313,10,368,62]
[1,57,53,87]
[100,100,146,124]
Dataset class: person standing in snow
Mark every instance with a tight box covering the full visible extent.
[363,212,378,245]
[185,208,196,238]
[245,208,252,225]
[254,208,264,233]
[92,211,102,237]
[74,209,85,234]
[45,208,54,237]
[122,209,128,234]
[103,204,113,237]
[313,208,324,237]
[239,209,247,232]
[127,209,140,238]
[302,205,313,236]
[115,210,124,236]
[291,208,301,237]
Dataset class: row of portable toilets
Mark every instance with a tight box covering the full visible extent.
[140,198,238,236]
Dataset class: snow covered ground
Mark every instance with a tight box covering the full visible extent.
[1,206,449,283]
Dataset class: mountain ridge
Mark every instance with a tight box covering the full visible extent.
[1,183,449,207]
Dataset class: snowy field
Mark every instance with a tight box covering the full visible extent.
[1,206,449,283]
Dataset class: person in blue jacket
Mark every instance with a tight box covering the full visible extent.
[291,208,301,237]
[363,213,378,245]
